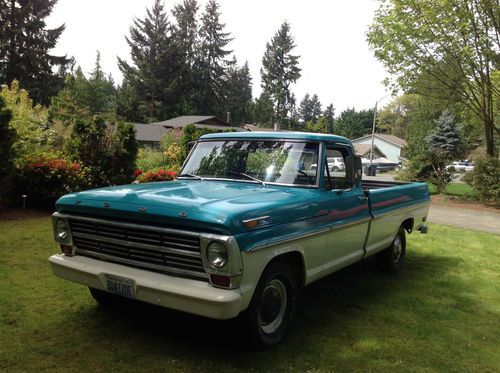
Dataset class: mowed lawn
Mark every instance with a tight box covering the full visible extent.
[1,217,499,372]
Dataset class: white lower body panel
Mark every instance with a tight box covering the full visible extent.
[49,254,243,320]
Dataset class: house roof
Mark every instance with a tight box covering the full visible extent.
[351,133,407,147]
[354,143,387,158]
[132,123,169,142]
[150,115,230,129]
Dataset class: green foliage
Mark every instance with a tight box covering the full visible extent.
[225,59,253,125]
[50,54,117,126]
[11,150,87,209]
[261,21,301,130]
[65,117,138,187]
[465,156,500,204]
[0,96,15,203]
[0,0,72,105]
[1,80,49,158]
[334,108,374,139]
[299,93,322,125]
[420,111,464,193]
[118,0,182,123]
[367,0,499,156]
[136,149,167,172]
[253,92,274,127]
[323,104,335,134]
[196,0,233,117]
[305,117,328,134]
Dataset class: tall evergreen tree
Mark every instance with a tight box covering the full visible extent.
[225,58,253,125]
[118,0,180,122]
[0,0,72,105]
[197,0,232,116]
[323,104,335,133]
[298,93,313,123]
[172,0,200,114]
[309,94,322,123]
[260,21,301,130]
[253,92,274,128]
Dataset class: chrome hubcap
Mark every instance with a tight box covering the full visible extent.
[393,236,402,263]
[258,279,287,334]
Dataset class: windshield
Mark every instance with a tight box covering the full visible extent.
[180,140,320,186]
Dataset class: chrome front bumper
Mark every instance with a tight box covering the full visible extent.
[49,254,243,320]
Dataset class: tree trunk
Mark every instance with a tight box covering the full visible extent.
[483,116,495,157]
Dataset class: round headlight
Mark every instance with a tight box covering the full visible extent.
[207,242,228,269]
[55,219,69,240]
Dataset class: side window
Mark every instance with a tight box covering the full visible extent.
[324,146,349,189]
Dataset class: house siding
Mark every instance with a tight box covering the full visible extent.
[351,137,402,162]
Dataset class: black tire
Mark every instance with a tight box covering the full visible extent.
[243,262,298,347]
[89,287,123,307]
[376,227,406,272]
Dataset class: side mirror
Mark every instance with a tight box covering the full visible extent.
[345,155,362,187]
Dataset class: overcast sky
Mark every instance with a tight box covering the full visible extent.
[47,0,391,114]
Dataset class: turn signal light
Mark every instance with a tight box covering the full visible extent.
[210,274,230,288]
[61,244,74,256]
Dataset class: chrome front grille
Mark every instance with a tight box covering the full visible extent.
[69,218,207,280]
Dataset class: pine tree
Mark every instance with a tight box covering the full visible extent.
[425,110,464,193]
[323,104,335,133]
[253,92,274,128]
[427,111,463,160]
[172,0,200,114]
[298,93,312,123]
[0,0,72,105]
[309,94,322,123]
[118,0,181,122]
[260,21,301,130]
[225,58,252,125]
[197,0,232,116]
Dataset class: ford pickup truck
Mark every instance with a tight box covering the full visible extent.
[49,132,430,346]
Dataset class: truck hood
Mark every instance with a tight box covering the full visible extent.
[56,180,314,235]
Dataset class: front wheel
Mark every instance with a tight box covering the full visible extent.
[376,228,406,272]
[243,262,298,347]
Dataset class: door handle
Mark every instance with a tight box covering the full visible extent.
[357,196,368,201]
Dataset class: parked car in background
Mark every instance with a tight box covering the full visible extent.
[446,160,474,172]
[310,156,345,172]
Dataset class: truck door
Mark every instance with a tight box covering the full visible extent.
[321,143,370,274]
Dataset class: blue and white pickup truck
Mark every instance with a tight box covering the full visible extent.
[49,132,430,346]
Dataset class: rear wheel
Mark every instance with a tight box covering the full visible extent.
[376,228,406,272]
[243,262,298,347]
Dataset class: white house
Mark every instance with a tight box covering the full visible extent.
[351,134,407,163]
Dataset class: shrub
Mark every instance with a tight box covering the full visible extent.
[465,156,500,204]
[136,149,167,172]
[136,168,177,183]
[12,151,87,209]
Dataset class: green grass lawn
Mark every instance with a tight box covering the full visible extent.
[1,217,499,372]
[427,182,475,197]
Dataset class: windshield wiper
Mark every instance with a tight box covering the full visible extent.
[227,172,266,186]
[178,173,204,180]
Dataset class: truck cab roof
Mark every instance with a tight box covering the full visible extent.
[199,131,353,146]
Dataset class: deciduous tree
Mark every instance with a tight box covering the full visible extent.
[367,0,500,156]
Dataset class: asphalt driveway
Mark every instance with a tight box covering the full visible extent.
[428,204,500,235]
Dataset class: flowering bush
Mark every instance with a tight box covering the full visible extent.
[135,168,177,183]
[12,151,88,209]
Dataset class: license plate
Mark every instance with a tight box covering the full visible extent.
[105,274,135,298]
